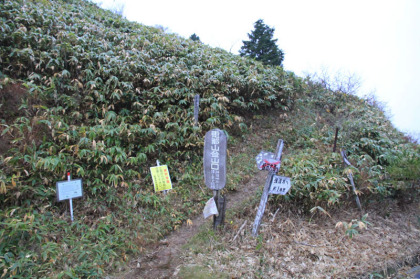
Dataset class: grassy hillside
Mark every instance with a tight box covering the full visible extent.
[0,0,418,278]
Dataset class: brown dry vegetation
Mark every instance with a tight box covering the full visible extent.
[0,81,47,155]
[0,82,27,155]
[178,196,419,279]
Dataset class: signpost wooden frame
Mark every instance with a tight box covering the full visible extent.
[252,139,284,236]
[203,128,227,229]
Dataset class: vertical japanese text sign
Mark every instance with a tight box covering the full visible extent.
[203,129,227,190]
[150,165,172,192]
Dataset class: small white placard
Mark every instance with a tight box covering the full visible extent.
[269,175,291,195]
[203,197,219,219]
[56,179,83,201]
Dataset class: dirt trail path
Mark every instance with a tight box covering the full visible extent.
[118,171,267,279]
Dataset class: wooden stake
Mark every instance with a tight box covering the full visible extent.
[340,150,362,213]
[333,127,339,152]
[232,220,248,242]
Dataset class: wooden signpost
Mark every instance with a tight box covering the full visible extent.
[252,139,291,236]
[194,94,200,126]
[203,128,227,228]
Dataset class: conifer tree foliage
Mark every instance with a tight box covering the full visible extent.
[240,19,284,66]
[189,33,200,42]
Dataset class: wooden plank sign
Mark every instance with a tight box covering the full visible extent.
[203,129,227,190]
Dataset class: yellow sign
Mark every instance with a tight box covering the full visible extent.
[150,165,172,192]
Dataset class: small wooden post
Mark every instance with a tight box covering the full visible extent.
[252,139,284,236]
[340,150,362,213]
[333,127,339,153]
[194,94,200,126]
[213,190,226,229]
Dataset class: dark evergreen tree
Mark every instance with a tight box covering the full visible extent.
[239,19,284,66]
[189,33,200,42]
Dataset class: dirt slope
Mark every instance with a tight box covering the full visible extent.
[115,171,267,279]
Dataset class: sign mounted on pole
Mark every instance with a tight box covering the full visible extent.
[252,139,285,236]
[150,164,172,192]
[56,178,83,201]
[56,172,83,222]
[269,175,291,195]
[203,129,227,190]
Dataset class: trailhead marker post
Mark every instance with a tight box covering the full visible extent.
[203,128,227,229]
[252,139,290,236]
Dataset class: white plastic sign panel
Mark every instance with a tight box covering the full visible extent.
[203,197,219,219]
[203,129,227,190]
[56,179,83,201]
[269,175,291,195]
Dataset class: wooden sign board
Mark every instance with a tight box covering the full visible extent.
[269,175,291,195]
[203,129,227,190]
[150,165,172,192]
[56,179,83,202]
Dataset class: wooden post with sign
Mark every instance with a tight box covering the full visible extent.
[203,129,227,229]
[194,94,200,126]
[252,139,284,236]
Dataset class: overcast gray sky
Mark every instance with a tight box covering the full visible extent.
[93,0,420,138]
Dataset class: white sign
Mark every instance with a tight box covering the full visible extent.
[203,197,219,219]
[56,179,83,201]
[269,175,291,195]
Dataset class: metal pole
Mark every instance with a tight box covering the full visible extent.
[67,172,74,222]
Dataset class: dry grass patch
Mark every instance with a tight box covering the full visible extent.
[181,197,420,278]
